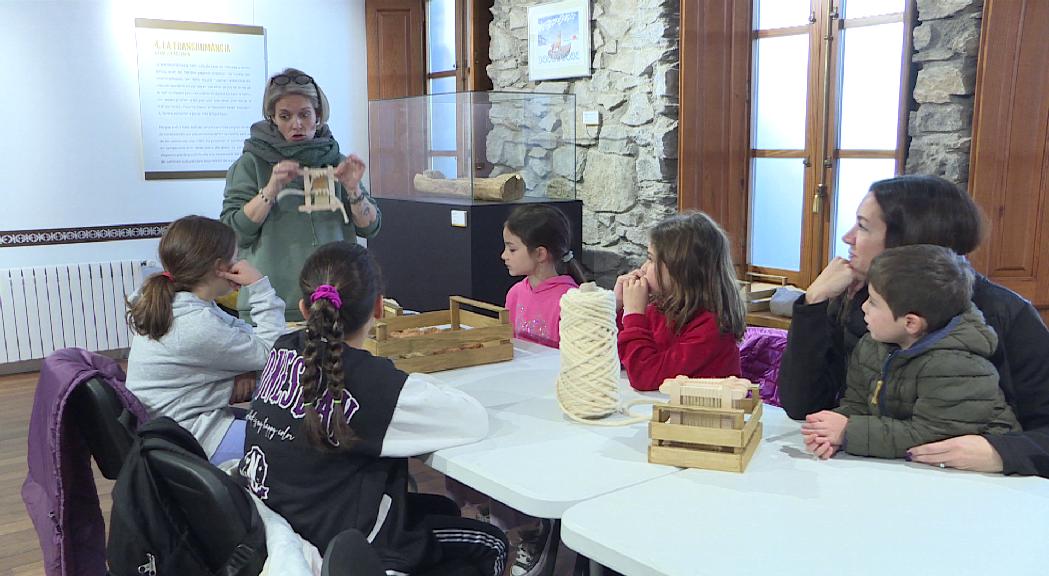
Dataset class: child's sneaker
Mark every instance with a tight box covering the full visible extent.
[510,519,553,576]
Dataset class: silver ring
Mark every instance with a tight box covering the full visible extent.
[938,463,946,469]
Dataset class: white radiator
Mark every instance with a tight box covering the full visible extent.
[0,260,155,363]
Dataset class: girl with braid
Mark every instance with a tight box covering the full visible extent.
[240,241,507,576]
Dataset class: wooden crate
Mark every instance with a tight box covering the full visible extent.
[739,272,787,313]
[382,298,404,318]
[648,382,763,473]
[738,281,777,312]
[364,296,513,373]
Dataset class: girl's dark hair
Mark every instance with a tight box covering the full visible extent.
[870,175,984,255]
[649,212,746,339]
[126,216,236,340]
[297,241,383,451]
[504,204,587,284]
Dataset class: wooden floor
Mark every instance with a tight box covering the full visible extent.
[0,370,577,576]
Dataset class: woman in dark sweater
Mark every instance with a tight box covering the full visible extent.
[779,175,1049,477]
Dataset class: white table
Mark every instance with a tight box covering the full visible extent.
[560,405,1049,576]
[423,339,679,519]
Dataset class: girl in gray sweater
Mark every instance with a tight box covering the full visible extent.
[126,215,285,464]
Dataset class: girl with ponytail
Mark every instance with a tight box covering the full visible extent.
[501,203,587,347]
[241,241,507,576]
[125,215,286,465]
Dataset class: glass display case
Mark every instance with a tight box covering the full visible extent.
[368,91,577,202]
[365,91,582,312]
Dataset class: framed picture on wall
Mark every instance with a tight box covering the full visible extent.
[527,0,591,81]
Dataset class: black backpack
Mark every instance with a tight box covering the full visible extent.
[107,417,267,576]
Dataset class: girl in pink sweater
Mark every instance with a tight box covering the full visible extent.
[501,204,587,348]
[449,205,587,576]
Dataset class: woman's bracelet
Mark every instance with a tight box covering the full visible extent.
[348,192,368,206]
[257,190,274,205]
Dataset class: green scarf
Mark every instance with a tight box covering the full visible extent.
[242,120,343,167]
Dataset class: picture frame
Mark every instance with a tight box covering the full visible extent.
[527,0,591,82]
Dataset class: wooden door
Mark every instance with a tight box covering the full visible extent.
[366,0,426,100]
[366,0,427,198]
[969,0,1049,324]
[677,0,752,273]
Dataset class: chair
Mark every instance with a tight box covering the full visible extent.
[67,377,138,479]
[149,448,267,576]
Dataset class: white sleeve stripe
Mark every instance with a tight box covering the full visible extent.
[366,494,392,543]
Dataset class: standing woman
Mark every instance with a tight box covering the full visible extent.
[778,175,1049,476]
[221,68,380,322]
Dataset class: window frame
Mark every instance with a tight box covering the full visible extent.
[744,0,915,287]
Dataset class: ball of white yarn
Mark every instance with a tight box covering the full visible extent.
[556,282,621,420]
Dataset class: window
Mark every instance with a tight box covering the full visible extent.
[747,0,911,285]
[426,0,461,177]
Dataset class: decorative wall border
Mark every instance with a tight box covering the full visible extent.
[0,223,170,248]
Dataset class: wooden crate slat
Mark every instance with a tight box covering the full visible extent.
[370,325,511,357]
[373,310,452,333]
[650,420,745,448]
[648,423,762,473]
[392,341,513,373]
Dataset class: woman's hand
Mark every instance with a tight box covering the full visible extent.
[263,160,302,198]
[334,154,367,194]
[805,257,861,304]
[907,435,1005,473]
[622,276,650,316]
[613,270,642,310]
[219,260,264,287]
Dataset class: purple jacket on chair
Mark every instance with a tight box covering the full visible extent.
[22,348,149,576]
[740,327,788,407]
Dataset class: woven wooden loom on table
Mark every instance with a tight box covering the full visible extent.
[649,376,763,473]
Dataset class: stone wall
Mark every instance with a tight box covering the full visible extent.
[906,0,984,187]
[487,0,680,286]
[485,0,981,283]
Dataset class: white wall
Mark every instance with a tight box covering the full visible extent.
[0,0,368,269]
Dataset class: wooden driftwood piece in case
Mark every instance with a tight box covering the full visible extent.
[364,296,513,373]
[301,166,349,223]
[649,377,763,473]
[413,170,525,202]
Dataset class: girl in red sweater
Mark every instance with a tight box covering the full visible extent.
[615,212,746,391]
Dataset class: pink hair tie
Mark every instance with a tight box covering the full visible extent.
[161,272,174,282]
[311,284,342,310]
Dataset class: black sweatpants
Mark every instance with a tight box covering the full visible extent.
[408,493,508,576]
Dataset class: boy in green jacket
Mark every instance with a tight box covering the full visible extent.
[803,244,1020,460]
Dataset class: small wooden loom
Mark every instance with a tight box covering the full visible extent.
[364,296,513,373]
[300,166,349,223]
[648,376,763,473]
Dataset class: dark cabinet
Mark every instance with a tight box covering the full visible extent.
[368,197,583,312]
